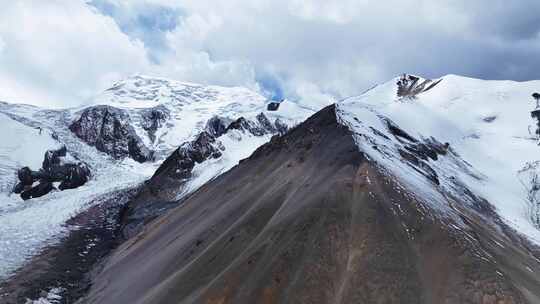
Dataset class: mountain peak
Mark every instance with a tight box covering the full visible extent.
[339,73,540,245]
[94,74,266,110]
[82,104,540,303]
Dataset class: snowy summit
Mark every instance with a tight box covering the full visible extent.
[338,74,540,244]
[3,73,540,303]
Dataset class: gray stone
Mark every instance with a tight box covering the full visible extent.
[69,105,152,162]
[140,105,170,143]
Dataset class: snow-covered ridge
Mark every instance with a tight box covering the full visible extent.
[97,75,265,109]
[89,75,312,158]
[337,74,540,244]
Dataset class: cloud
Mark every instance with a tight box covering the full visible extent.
[88,0,183,63]
[1,0,540,108]
[0,1,151,107]
[166,0,540,104]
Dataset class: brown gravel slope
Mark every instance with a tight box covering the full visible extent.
[81,105,540,304]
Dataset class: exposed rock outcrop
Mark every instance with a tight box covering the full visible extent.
[154,112,281,188]
[154,131,224,182]
[20,180,53,201]
[118,113,288,238]
[57,163,91,191]
[118,130,226,238]
[205,116,231,138]
[255,112,276,133]
[397,74,442,98]
[17,167,37,187]
[274,118,288,135]
[13,146,91,200]
[379,117,451,185]
[226,117,258,134]
[140,105,170,143]
[69,105,153,162]
[226,113,281,136]
[267,101,280,111]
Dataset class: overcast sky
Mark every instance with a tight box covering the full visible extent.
[1,0,540,108]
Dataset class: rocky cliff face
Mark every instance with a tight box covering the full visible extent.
[69,105,153,162]
[140,105,170,143]
[148,112,285,195]
[118,112,287,238]
[154,131,224,182]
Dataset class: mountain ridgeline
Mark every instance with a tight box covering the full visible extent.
[82,104,540,304]
[119,112,290,238]
[2,74,540,304]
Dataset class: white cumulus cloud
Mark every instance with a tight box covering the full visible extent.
[0,1,150,107]
[2,0,540,108]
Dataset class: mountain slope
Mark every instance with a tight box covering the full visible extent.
[82,105,540,304]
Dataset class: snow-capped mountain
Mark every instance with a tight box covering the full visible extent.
[0,76,314,282]
[338,74,540,244]
[4,73,540,303]
[91,75,312,158]
[79,75,540,303]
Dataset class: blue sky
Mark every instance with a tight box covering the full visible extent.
[1,0,540,107]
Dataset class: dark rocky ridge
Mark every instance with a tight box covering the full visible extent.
[149,113,281,197]
[69,105,153,163]
[152,131,224,183]
[140,105,170,143]
[118,112,286,239]
[81,105,540,304]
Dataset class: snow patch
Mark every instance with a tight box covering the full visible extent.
[25,287,64,304]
